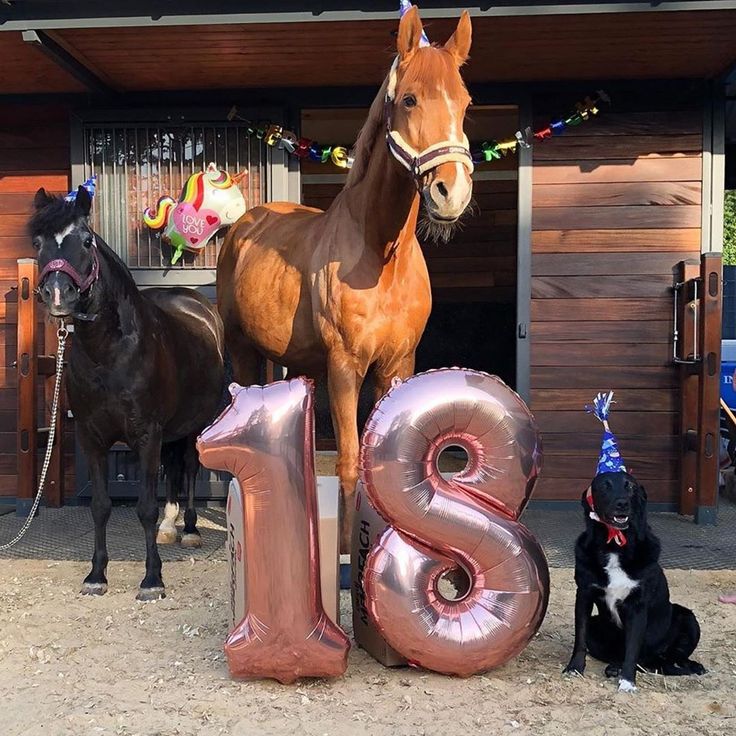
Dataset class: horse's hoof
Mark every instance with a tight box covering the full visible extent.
[81,582,108,596]
[156,526,179,545]
[180,532,202,548]
[136,586,166,602]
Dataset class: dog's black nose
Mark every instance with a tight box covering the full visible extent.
[614,498,630,513]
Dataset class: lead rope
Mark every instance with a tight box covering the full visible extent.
[0,324,67,551]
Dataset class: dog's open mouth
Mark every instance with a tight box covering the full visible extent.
[610,515,630,529]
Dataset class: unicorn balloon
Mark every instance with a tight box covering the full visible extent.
[144,162,247,265]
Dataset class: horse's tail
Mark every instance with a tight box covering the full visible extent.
[143,196,176,231]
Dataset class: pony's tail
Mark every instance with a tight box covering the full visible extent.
[143,196,176,231]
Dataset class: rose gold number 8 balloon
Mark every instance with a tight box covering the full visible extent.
[360,368,550,677]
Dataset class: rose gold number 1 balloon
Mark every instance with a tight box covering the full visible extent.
[197,378,350,684]
[360,368,549,677]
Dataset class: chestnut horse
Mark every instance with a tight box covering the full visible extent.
[217,6,473,550]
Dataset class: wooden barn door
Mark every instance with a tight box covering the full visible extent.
[71,110,287,501]
[528,101,703,506]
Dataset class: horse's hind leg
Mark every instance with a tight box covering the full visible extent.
[135,426,166,601]
[81,446,111,595]
[157,439,184,545]
[181,435,202,548]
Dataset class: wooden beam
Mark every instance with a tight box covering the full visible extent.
[695,252,723,523]
[675,259,701,516]
[16,259,38,517]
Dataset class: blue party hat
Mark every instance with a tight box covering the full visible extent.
[586,391,627,475]
[399,1,430,46]
[65,175,97,202]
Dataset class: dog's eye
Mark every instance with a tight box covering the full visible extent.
[403,94,417,109]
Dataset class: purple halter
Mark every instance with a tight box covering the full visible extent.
[39,239,100,294]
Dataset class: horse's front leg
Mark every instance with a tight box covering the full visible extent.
[81,445,111,595]
[327,353,365,554]
[135,426,166,601]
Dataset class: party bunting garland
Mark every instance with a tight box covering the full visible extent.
[226,90,610,170]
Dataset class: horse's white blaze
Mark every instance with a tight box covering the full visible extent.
[54,224,74,246]
[52,285,62,307]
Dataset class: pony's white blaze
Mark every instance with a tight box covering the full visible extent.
[54,224,74,246]
[51,285,62,307]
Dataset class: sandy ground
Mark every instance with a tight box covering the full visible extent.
[2,561,736,736]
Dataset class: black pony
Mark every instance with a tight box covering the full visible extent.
[30,186,224,600]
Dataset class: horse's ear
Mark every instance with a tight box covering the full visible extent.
[445,10,472,66]
[73,185,92,217]
[33,188,53,211]
[397,4,425,58]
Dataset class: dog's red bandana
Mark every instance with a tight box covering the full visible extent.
[585,486,627,547]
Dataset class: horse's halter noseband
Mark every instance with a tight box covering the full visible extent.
[384,56,474,184]
[38,233,100,311]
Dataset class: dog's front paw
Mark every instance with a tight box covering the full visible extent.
[618,678,637,693]
[686,660,706,676]
[563,658,586,677]
[604,664,621,679]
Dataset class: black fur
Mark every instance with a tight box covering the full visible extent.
[563,471,705,690]
[30,186,225,600]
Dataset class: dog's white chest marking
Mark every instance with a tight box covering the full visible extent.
[604,553,638,627]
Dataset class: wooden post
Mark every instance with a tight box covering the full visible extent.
[42,319,65,507]
[675,260,701,516]
[695,252,722,524]
[16,259,38,517]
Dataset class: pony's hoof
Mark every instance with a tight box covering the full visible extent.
[136,586,166,602]
[180,532,202,548]
[81,582,108,596]
[156,526,179,545]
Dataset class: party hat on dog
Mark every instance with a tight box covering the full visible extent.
[586,390,626,475]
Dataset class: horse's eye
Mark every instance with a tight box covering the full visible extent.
[402,94,417,109]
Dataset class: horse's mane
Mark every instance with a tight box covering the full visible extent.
[27,195,78,238]
[345,73,391,187]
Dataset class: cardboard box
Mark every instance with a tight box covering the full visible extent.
[226,476,340,630]
[350,482,407,667]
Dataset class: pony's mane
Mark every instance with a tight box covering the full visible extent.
[27,195,79,238]
[345,46,469,188]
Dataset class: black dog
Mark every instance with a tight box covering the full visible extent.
[564,471,705,692]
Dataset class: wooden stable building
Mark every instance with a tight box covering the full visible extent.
[0,1,734,521]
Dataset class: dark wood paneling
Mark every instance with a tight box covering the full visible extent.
[530,298,670,322]
[541,454,676,480]
[533,252,698,277]
[531,388,677,412]
[533,182,701,208]
[533,135,702,161]
[531,366,677,389]
[533,205,700,231]
[531,342,672,367]
[540,433,677,457]
[532,275,673,299]
[534,477,677,503]
[534,410,678,436]
[533,158,702,185]
[532,229,700,253]
[531,320,671,344]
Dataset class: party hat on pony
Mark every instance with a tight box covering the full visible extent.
[586,390,627,475]
[65,175,97,203]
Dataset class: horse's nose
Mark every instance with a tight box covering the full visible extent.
[427,163,472,220]
[41,276,76,309]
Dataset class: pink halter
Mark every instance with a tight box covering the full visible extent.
[39,240,100,294]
